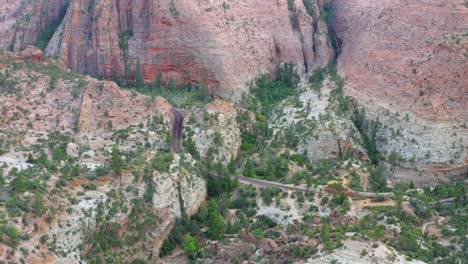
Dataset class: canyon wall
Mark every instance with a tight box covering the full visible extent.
[0,0,69,51]
[332,0,467,182]
[45,0,334,97]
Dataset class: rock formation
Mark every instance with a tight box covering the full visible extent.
[332,0,467,182]
[0,48,208,263]
[0,0,69,51]
[45,0,334,97]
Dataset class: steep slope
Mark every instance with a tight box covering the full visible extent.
[45,0,334,97]
[0,48,220,263]
[332,0,467,182]
[0,0,69,51]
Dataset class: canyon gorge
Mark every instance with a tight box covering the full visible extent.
[0,0,466,263]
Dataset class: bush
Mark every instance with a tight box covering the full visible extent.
[369,165,388,192]
[371,195,386,202]
[182,235,199,260]
[309,67,326,91]
[95,166,111,177]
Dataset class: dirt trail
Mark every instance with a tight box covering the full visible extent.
[422,216,445,234]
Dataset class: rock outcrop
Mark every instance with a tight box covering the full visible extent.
[332,0,467,181]
[45,0,334,98]
[0,0,69,51]
[0,49,207,263]
[188,99,241,165]
[270,79,367,163]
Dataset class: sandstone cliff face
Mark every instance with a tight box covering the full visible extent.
[45,155,206,263]
[188,99,241,165]
[332,0,467,181]
[45,0,334,97]
[0,0,68,51]
[270,79,367,163]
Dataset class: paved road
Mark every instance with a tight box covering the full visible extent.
[171,108,184,153]
[237,175,310,192]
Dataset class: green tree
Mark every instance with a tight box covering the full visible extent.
[207,200,225,240]
[111,145,123,176]
[243,159,256,178]
[369,165,388,192]
[135,62,145,90]
[182,235,199,260]
[184,136,199,159]
[31,193,47,217]
[0,170,4,187]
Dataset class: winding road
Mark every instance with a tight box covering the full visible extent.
[237,175,310,192]
[171,108,184,153]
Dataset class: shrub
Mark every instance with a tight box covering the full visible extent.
[182,235,199,260]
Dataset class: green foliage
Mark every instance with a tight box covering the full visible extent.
[135,62,145,89]
[85,222,125,259]
[369,165,388,192]
[349,170,362,191]
[309,67,326,92]
[8,168,44,195]
[160,218,186,257]
[182,235,199,260]
[95,166,111,177]
[31,193,47,217]
[111,145,123,176]
[249,63,299,116]
[184,136,199,159]
[321,2,339,55]
[0,225,29,248]
[328,182,346,191]
[290,153,309,165]
[81,183,97,190]
[207,200,225,240]
[302,0,316,18]
[0,71,17,94]
[243,159,256,178]
[126,199,160,246]
[206,164,238,198]
[151,151,174,173]
[252,154,290,182]
[352,108,381,164]
[371,195,385,202]
[169,0,180,18]
[251,215,277,233]
[35,2,69,50]
[261,188,281,206]
[287,0,300,30]
[410,198,431,218]
[119,29,134,51]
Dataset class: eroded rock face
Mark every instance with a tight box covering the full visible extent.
[45,0,334,98]
[0,0,69,51]
[0,50,207,263]
[270,79,367,163]
[45,155,206,263]
[332,0,467,181]
[188,99,241,165]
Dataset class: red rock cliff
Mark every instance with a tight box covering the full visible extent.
[45,0,334,97]
[0,0,69,51]
[333,0,467,121]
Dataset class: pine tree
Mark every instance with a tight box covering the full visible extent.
[135,62,145,90]
[111,145,123,176]
[243,159,256,178]
[207,200,225,240]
